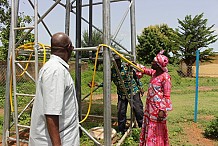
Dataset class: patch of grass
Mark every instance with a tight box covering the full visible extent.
[1,63,218,145]
[167,91,218,145]
[0,115,3,135]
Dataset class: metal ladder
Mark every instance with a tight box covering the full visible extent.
[2,0,39,145]
[2,0,137,146]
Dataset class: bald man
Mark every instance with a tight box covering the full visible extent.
[29,32,79,146]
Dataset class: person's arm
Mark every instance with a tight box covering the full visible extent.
[46,115,61,146]
[133,70,144,96]
[135,63,154,79]
[157,74,172,121]
[162,74,172,111]
[111,67,119,86]
[158,74,172,121]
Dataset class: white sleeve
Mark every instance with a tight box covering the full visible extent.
[42,67,65,115]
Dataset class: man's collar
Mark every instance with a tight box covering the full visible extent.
[50,55,69,69]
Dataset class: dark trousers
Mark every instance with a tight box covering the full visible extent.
[117,92,144,133]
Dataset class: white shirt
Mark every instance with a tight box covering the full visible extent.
[29,55,79,146]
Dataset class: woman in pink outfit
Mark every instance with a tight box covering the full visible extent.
[137,50,173,146]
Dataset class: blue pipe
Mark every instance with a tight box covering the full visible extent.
[194,50,200,122]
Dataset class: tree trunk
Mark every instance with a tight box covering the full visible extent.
[187,65,193,77]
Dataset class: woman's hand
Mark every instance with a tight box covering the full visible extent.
[140,88,144,97]
[158,110,165,118]
[157,110,165,121]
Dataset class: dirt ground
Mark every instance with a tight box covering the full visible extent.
[183,122,216,146]
[0,93,217,146]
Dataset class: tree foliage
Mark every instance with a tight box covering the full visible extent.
[0,0,10,23]
[0,0,10,60]
[0,0,34,61]
[81,29,103,58]
[81,29,103,47]
[136,24,180,65]
[177,13,217,76]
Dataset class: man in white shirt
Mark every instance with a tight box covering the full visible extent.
[29,32,79,146]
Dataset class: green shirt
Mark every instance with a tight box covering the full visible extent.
[111,62,142,99]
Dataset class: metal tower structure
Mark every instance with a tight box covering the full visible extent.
[2,0,137,145]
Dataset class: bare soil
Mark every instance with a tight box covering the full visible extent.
[183,122,216,146]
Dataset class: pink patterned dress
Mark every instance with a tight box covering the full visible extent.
[138,67,172,146]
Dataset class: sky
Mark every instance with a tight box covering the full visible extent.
[3,0,218,52]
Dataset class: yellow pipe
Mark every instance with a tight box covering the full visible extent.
[79,44,144,123]
[9,56,14,112]
[79,45,101,123]
[17,52,33,77]
[10,42,49,112]
[99,44,144,72]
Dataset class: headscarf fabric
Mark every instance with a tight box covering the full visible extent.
[154,50,169,72]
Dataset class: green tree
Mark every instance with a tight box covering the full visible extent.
[82,29,103,47]
[136,24,180,65]
[177,13,217,77]
[0,0,10,60]
[81,29,103,58]
[0,0,34,61]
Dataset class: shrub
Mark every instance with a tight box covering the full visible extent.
[204,117,218,140]
[123,128,141,146]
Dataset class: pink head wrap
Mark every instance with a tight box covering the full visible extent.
[154,50,169,72]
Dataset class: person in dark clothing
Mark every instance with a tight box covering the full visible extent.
[111,55,144,134]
